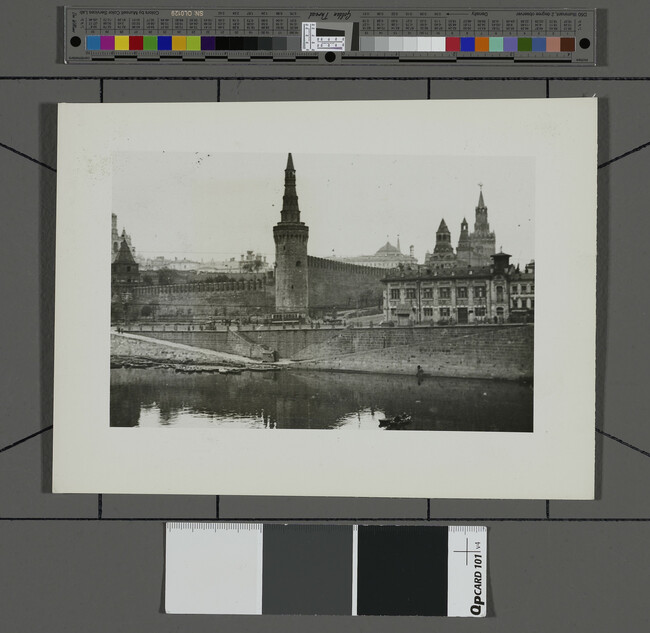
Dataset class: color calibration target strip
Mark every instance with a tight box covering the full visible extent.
[65,8,596,64]
[164,523,488,617]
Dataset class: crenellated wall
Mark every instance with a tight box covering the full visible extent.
[122,278,275,319]
[306,256,385,313]
[118,259,388,320]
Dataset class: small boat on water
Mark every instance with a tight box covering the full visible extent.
[379,414,412,429]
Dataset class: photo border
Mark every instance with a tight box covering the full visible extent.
[53,99,596,498]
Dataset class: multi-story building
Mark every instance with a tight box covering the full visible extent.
[509,260,535,323]
[383,251,513,326]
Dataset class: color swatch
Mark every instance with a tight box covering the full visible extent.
[357,35,575,53]
[86,34,301,52]
[165,523,487,617]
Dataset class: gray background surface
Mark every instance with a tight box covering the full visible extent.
[1,0,649,630]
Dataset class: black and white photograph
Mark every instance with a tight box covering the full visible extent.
[110,151,535,432]
[54,99,595,498]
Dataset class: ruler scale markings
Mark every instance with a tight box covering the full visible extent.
[65,7,596,64]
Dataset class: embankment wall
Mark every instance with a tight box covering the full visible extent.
[134,324,533,380]
[296,325,534,380]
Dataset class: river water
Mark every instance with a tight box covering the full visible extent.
[110,368,533,432]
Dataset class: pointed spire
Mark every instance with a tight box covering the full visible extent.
[114,239,136,265]
[477,184,485,209]
[437,218,449,233]
[397,235,401,253]
[279,153,301,223]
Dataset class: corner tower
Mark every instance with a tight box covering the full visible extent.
[273,153,309,315]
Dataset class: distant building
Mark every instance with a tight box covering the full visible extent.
[329,239,418,270]
[138,251,271,275]
[239,250,271,274]
[383,251,517,326]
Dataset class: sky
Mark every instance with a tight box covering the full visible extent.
[112,151,535,267]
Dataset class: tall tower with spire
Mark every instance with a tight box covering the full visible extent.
[469,185,496,266]
[273,153,309,316]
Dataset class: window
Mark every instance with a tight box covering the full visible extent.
[474,286,486,298]
[440,307,450,317]
[423,287,433,299]
[496,285,504,302]
[513,284,519,294]
[496,307,504,316]
[423,307,433,317]
[439,287,450,299]
[475,307,486,317]
[390,289,400,300]
[526,284,531,293]
[406,288,416,299]
[390,308,396,316]
[457,287,467,298]
[296,260,301,267]
[126,266,131,272]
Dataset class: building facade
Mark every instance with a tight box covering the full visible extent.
[273,153,309,316]
[383,252,515,326]
[509,260,535,322]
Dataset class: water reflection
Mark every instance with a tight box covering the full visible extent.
[110,368,533,432]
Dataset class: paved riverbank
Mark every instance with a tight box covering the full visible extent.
[111,332,255,369]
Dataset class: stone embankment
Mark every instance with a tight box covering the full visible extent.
[110,332,263,370]
[114,325,534,381]
[294,325,534,381]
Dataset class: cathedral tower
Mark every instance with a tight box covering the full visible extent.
[273,153,309,315]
